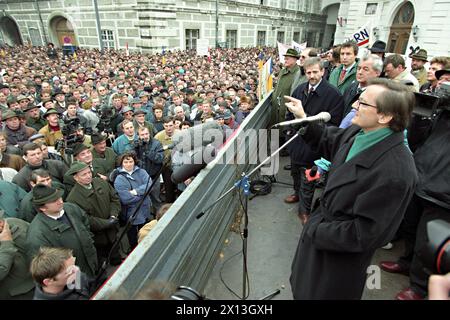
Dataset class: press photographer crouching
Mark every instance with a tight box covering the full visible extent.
[392,70,450,300]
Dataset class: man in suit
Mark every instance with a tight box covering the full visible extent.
[286,57,344,223]
[328,41,359,94]
[286,78,417,299]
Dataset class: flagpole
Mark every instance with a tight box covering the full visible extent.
[215,0,219,48]
[93,0,104,53]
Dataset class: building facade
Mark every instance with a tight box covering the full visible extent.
[0,0,327,53]
[322,0,450,58]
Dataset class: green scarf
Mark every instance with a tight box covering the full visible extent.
[346,127,394,162]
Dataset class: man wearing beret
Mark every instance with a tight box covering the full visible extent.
[91,133,117,174]
[63,143,109,192]
[1,110,37,149]
[26,184,98,277]
[65,161,122,265]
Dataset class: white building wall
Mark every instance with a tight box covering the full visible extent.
[334,0,450,58]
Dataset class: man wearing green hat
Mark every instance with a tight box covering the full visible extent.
[26,184,98,277]
[38,108,63,147]
[65,161,122,265]
[63,143,109,192]
[409,49,428,86]
[2,109,37,148]
[271,48,301,126]
[91,133,117,174]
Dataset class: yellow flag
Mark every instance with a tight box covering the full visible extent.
[258,60,264,71]
[267,74,273,92]
[73,51,77,60]
[162,56,166,66]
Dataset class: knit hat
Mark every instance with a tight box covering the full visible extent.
[66,161,89,176]
[32,184,64,206]
[91,133,107,145]
[72,143,89,157]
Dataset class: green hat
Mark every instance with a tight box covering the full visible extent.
[32,184,64,206]
[43,108,59,118]
[409,49,428,62]
[283,48,300,59]
[2,110,19,121]
[66,161,89,176]
[72,143,89,157]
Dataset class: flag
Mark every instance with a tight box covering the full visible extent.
[277,41,291,65]
[162,47,166,65]
[346,22,371,48]
[257,51,264,70]
[73,51,77,60]
[125,42,129,56]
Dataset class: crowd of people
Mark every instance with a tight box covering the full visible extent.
[0,37,449,300]
[0,43,279,300]
[271,39,450,300]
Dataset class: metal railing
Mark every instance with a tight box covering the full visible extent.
[93,92,273,299]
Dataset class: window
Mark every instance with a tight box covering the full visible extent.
[365,3,378,15]
[257,31,266,46]
[28,27,43,47]
[185,29,199,50]
[293,31,300,42]
[304,0,311,13]
[102,29,115,49]
[277,31,285,43]
[280,0,287,9]
[226,30,237,48]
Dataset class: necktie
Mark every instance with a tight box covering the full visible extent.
[339,68,347,83]
[308,86,314,96]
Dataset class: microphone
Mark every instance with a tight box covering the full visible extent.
[271,112,331,128]
[171,145,216,184]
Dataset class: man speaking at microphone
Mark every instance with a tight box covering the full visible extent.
[285,78,417,299]
[285,57,344,224]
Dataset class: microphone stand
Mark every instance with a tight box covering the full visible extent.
[196,131,300,300]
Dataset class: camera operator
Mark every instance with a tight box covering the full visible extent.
[135,126,164,212]
[38,109,63,147]
[391,69,450,300]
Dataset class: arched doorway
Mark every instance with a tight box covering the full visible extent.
[49,16,77,47]
[387,1,415,54]
[0,16,23,46]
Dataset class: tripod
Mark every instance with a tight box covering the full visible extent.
[196,131,301,300]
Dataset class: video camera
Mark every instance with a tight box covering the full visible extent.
[55,118,84,154]
[413,82,450,118]
[96,106,114,135]
[419,219,450,275]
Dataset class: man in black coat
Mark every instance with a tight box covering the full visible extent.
[285,78,417,299]
[285,57,344,223]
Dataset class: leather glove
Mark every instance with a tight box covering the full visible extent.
[105,216,119,229]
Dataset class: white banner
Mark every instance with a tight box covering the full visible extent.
[346,22,371,48]
[291,41,307,53]
[277,41,291,64]
[196,39,210,56]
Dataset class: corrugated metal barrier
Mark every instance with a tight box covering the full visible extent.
[93,92,273,299]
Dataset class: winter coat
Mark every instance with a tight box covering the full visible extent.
[63,158,109,192]
[412,110,450,209]
[0,152,25,172]
[91,147,117,175]
[136,138,164,177]
[271,64,301,125]
[112,134,136,155]
[33,272,92,300]
[0,218,35,300]
[287,79,344,166]
[38,124,63,147]
[2,125,37,148]
[328,61,359,94]
[26,203,98,277]
[0,181,27,218]
[290,124,417,299]
[341,81,363,119]
[13,159,68,192]
[66,178,121,247]
[114,166,152,226]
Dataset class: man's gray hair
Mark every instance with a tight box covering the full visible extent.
[362,53,383,73]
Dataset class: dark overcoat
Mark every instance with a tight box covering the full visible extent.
[290,124,417,299]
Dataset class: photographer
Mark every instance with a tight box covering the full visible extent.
[391,69,450,300]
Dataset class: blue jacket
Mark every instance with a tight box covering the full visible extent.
[114,166,152,225]
[136,138,164,177]
[112,134,136,155]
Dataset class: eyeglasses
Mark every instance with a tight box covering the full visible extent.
[355,99,377,109]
